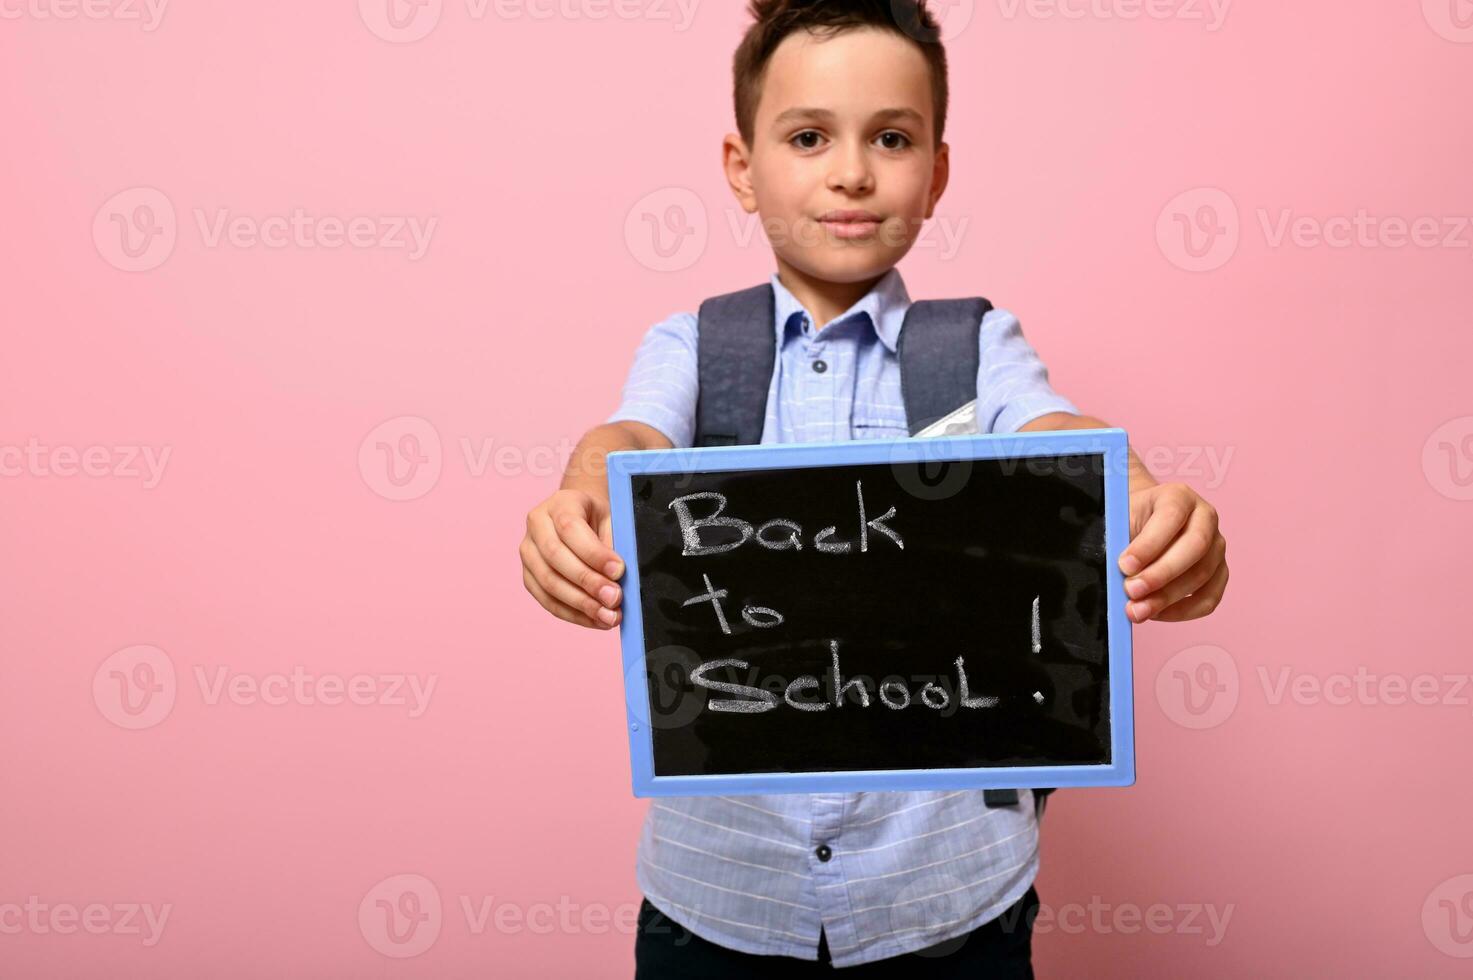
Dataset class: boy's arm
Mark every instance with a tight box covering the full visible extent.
[522,310,694,631]
[560,420,673,498]
[1017,411,1157,492]
[1018,411,1229,624]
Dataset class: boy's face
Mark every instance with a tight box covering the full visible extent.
[724,26,948,286]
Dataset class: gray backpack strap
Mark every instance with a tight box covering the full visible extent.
[982,788,1055,815]
[694,283,776,448]
[897,298,992,435]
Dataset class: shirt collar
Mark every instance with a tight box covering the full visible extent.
[769,266,911,353]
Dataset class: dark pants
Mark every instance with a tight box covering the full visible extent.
[634,886,1038,978]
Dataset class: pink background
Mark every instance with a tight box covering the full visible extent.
[4,1,1473,976]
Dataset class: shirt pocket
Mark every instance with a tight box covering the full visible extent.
[850,409,910,441]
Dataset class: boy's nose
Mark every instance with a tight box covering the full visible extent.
[826,144,874,193]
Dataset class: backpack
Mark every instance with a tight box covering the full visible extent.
[691,281,1055,819]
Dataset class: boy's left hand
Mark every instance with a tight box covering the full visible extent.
[1118,482,1229,623]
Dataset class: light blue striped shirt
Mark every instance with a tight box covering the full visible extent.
[605,266,1079,967]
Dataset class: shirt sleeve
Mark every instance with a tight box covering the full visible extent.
[604,311,699,449]
[975,307,1080,434]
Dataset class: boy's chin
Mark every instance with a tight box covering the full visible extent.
[782,246,906,284]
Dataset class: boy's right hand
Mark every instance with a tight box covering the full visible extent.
[520,488,626,630]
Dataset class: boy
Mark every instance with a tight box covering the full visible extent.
[519,1,1229,974]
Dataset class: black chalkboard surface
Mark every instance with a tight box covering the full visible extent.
[608,430,1135,797]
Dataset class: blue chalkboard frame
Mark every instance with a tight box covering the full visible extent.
[607,428,1136,798]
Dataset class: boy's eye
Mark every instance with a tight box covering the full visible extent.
[877,131,911,150]
[791,130,824,150]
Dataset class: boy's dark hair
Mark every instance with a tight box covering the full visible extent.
[733,0,950,150]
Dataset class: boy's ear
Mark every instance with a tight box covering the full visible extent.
[722,133,759,213]
[925,141,950,220]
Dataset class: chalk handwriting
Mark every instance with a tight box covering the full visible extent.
[668,480,903,557]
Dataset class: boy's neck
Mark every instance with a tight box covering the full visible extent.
[774,258,889,331]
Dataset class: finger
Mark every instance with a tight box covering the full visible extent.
[1126,534,1224,622]
[529,512,623,609]
[522,539,621,627]
[523,565,615,630]
[1119,486,1193,576]
[1124,502,1219,601]
[1151,559,1229,622]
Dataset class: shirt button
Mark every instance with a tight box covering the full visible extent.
[815,844,832,862]
[812,359,828,374]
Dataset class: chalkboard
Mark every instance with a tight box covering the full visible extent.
[607,429,1135,797]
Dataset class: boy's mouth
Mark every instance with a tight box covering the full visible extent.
[817,210,883,240]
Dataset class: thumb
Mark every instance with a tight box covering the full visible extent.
[1128,484,1157,541]
[597,509,614,551]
